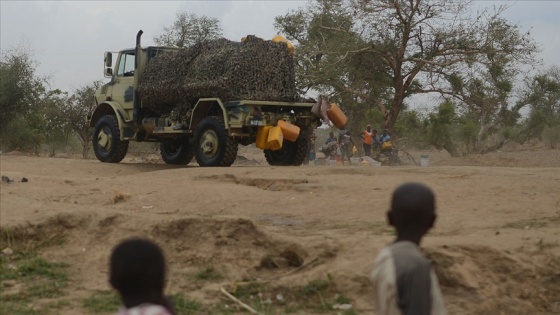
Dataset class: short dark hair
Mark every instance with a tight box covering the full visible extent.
[109,238,166,296]
[389,183,435,232]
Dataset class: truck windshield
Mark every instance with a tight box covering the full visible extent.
[117,52,135,77]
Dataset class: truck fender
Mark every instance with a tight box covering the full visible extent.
[89,102,130,140]
[189,98,229,130]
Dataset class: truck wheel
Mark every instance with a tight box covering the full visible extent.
[264,137,309,166]
[194,117,238,167]
[160,138,194,164]
[92,115,129,163]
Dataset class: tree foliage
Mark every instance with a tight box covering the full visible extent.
[0,46,46,136]
[275,0,538,135]
[63,81,102,157]
[154,12,222,47]
[520,66,560,119]
[275,0,391,136]
[42,89,70,156]
[517,66,560,148]
[0,44,103,156]
[427,101,460,156]
[0,46,48,152]
[441,17,537,144]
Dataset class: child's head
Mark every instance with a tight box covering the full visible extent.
[387,183,436,238]
[109,238,166,300]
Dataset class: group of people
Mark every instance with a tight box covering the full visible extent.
[319,129,355,164]
[317,125,392,165]
[109,182,446,315]
[360,124,392,157]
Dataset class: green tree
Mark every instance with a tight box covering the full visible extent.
[276,0,537,132]
[154,12,222,48]
[0,46,46,135]
[427,101,460,156]
[0,46,48,152]
[63,81,102,158]
[275,0,391,136]
[521,66,560,148]
[520,66,560,120]
[43,89,70,156]
[443,17,537,147]
[394,109,427,148]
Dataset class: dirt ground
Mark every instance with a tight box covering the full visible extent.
[1,145,559,314]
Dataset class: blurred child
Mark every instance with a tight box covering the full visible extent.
[370,183,446,315]
[110,238,174,315]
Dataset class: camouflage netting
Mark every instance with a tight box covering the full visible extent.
[138,36,298,115]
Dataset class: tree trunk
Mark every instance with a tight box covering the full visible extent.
[82,143,89,158]
[480,138,510,154]
[477,111,488,143]
[78,131,91,158]
[443,138,460,157]
[384,95,405,130]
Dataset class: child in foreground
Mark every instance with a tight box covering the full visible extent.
[370,182,446,315]
[109,238,174,315]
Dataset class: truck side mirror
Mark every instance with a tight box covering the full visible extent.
[104,52,112,67]
[104,52,113,77]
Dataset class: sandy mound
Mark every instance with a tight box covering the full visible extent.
[1,153,559,314]
[425,245,560,314]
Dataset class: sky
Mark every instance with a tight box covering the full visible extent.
[1,0,559,97]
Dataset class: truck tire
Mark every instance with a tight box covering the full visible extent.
[264,137,308,166]
[92,115,129,163]
[194,116,238,167]
[160,138,194,164]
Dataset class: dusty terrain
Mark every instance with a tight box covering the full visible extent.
[1,146,559,314]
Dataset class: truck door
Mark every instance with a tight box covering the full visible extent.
[110,51,136,111]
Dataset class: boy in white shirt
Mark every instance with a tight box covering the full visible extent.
[370,183,446,315]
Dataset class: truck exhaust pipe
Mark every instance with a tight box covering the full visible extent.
[133,30,143,124]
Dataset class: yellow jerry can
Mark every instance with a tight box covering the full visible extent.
[267,126,284,151]
[256,126,272,149]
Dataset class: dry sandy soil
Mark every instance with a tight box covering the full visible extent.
[1,145,559,314]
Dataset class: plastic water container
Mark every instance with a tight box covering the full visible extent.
[327,103,348,128]
[255,126,272,149]
[276,120,300,142]
[267,126,284,150]
[362,156,380,167]
[350,157,360,164]
[420,154,429,167]
[369,160,382,167]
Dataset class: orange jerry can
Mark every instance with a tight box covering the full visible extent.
[267,126,284,150]
[276,120,300,142]
[327,103,348,129]
[256,126,272,149]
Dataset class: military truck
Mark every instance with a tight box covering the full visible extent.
[89,30,319,167]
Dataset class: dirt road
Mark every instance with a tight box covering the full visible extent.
[1,149,559,314]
